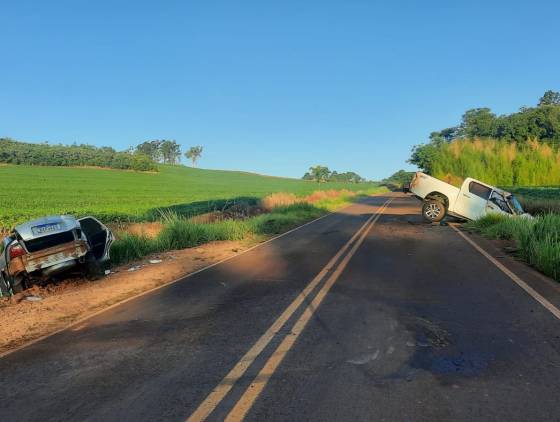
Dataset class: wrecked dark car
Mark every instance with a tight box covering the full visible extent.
[0,216,113,296]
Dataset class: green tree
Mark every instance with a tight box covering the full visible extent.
[408,142,441,173]
[308,165,330,182]
[185,145,203,167]
[136,140,163,162]
[539,90,560,106]
[160,140,181,165]
[458,108,498,138]
[383,169,415,186]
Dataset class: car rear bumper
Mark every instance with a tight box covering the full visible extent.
[9,240,89,275]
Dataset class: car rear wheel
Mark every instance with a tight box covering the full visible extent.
[422,200,446,223]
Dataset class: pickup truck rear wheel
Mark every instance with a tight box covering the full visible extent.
[422,200,446,222]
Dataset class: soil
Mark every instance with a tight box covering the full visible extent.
[0,238,255,356]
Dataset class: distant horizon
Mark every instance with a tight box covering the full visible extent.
[0,136,393,181]
[2,1,558,180]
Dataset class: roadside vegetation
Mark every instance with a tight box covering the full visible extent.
[110,188,384,265]
[408,90,560,186]
[412,139,560,187]
[465,214,560,282]
[0,164,384,230]
[382,169,416,190]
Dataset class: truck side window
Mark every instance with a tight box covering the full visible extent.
[469,181,492,200]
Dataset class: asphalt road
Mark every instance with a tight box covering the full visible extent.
[2,193,560,421]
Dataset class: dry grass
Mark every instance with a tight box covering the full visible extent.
[305,189,355,203]
[260,192,301,211]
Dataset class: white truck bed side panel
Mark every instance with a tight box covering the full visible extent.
[410,173,460,208]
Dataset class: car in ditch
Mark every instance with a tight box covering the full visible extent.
[409,172,529,222]
[0,216,114,296]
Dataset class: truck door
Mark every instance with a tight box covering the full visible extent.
[454,181,492,220]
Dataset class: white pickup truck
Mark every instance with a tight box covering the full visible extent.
[409,172,527,222]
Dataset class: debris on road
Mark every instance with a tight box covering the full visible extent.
[24,295,43,302]
[149,259,162,264]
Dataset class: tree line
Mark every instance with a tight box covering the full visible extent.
[424,90,560,148]
[407,90,560,186]
[382,169,415,189]
[302,165,366,183]
[0,138,157,171]
[135,140,203,167]
[0,138,205,171]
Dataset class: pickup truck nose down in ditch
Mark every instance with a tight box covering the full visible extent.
[409,172,529,223]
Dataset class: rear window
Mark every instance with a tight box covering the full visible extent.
[23,231,76,253]
[469,182,492,200]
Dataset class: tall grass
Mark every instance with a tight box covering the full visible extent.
[430,138,560,186]
[111,203,331,265]
[467,214,560,281]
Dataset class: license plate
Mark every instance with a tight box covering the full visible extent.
[32,223,61,235]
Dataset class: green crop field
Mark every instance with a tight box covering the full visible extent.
[506,187,560,215]
[0,165,384,230]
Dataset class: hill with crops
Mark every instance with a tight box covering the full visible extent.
[0,164,383,230]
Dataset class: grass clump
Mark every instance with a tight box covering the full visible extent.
[110,203,331,265]
[110,233,159,264]
[467,213,560,281]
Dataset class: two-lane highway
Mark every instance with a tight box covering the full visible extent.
[1,193,560,421]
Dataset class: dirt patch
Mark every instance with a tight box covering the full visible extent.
[0,239,254,356]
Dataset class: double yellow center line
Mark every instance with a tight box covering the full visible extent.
[186,198,392,422]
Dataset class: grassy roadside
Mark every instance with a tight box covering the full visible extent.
[110,188,387,265]
[465,213,560,282]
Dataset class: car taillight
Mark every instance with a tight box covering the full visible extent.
[9,244,25,259]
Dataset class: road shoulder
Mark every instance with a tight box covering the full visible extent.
[453,224,560,315]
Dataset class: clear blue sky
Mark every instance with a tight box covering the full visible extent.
[2,1,559,180]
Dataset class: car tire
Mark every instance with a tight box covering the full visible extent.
[11,276,24,293]
[0,272,9,296]
[422,200,446,223]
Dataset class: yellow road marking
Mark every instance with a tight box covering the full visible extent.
[224,200,391,422]
[186,199,391,422]
[451,224,560,320]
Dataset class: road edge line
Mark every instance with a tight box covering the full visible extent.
[0,195,387,360]
[451,224,560,320]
